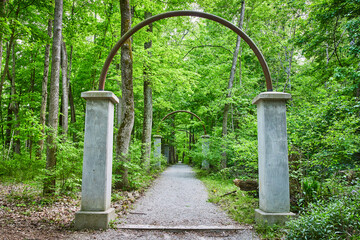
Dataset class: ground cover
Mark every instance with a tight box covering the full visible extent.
[195,169,258,225]
[196,168,360,239]
[0,181,150,239]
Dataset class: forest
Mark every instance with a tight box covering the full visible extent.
[0,0,359,239]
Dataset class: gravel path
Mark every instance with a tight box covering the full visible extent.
[120,163,238,227]
[68,164,259,239]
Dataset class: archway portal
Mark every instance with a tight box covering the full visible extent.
[160,110,207,135]
[75,11,295,230]
[97,10,273,91]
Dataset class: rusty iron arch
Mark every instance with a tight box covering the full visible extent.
[159,110,207,135]
[98,10,273,91]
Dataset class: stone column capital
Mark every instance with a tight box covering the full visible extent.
[252,92,291,105]
[153,135,162,139]
[201,135,210,139]
[81,91,119,104]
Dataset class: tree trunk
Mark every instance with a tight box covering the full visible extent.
[221,1,245,169]
[0,39,12,142]
[141,11,153,170]
[61,40,69,137]
[68,83,76,141]
[44,0,63,195]
[115,0,134,190]
[10,42,20,154]
[0,36,2,141]
[67,45,77,142]
[38,19,52,159]
[0,0,5,95]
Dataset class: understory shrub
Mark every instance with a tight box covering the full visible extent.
[286,187,360,239]
[112,139,166,190]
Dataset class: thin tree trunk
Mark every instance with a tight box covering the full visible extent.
[61,40,69,137]
[0,35,2,93]
[67,45,77,142]
[141,11,153,170]
[0,39,11,142]
[68,83,76,141]
[28,50,38,156]
[239,47,242,86]
[44,0,63,195]
[38,19,52,159]
[0,0,5,95]
[0,36,2,142]
[10,42,20,154]
[115,0,134,190]
[221,1,245,169]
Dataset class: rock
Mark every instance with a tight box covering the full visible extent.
[233,179,258,191]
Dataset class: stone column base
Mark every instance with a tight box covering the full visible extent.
[202,160,209,170]
[255,209,295,225]
[75,208,116,230]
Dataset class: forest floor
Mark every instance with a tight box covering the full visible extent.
[0,164,258,239]
[0,182,144,239]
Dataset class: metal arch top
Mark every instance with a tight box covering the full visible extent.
[98,10,273,91]
[160,110,207,135]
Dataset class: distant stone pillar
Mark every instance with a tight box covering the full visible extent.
[153,135,162,167]
[164,144,170,164]
[75,91,118,229]
[201,135,210,170]
[252,92,295,225]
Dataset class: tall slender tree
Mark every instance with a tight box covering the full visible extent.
[221,1,245,169]
[38,19,52,159]
[44,0,63,195]
[0,0,4,85]
[10,42,20,154]
[141,11,153,170]
[61,40,69,137]
[115,0,134,189]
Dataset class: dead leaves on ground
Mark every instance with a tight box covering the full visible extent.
[0,183,144,239]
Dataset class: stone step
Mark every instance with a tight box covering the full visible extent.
[117,224,250,231]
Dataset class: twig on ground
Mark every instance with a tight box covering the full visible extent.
[220,190,237,197]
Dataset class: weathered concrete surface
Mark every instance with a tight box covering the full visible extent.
[253,92,294,224]
[74,208,116,230]
[201,135,210,170]
[164,144,169,164]
[75,91,118,229]
[255,209,295,225]
[153,135,162,167]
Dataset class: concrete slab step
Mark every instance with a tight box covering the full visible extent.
[117,224,250,231]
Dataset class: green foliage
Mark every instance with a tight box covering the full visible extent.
[286,187,360,239]
[112,139,165,190]
[255,223,286,240]
[56,140,83,194]
[196,169,258,224]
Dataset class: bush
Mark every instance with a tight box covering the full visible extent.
[286,188,360,239]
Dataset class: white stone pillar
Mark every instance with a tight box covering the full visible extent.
[164,144,170,164]
[201,135,210,170]
[252,92,295,224]
[153,135,162,167]
[75,91,118,229]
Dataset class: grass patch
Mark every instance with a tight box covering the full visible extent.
[195,168,258,224]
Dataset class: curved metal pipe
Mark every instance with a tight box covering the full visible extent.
[160,110,207,135]
[98,10,273,91]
